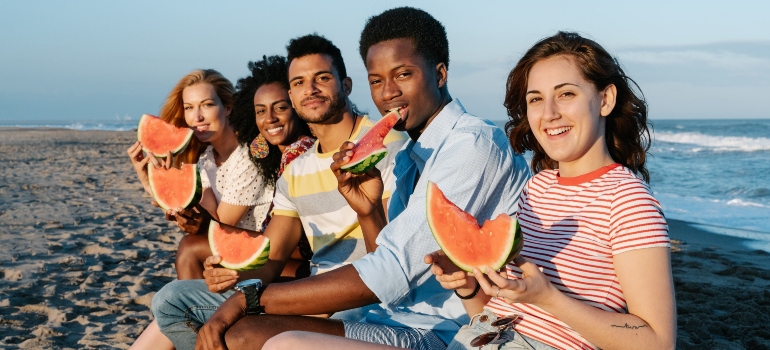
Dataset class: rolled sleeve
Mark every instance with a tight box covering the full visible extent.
[352,245,411,305]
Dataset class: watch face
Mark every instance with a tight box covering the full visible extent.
[236,279,262,290]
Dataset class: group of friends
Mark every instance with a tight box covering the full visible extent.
[125,7,676,350]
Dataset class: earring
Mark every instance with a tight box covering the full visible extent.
[250,134,270,158]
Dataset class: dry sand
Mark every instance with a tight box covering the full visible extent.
[1,129,769,349]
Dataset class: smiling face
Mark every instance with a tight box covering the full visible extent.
[254,82,301,149]
[287,54,350,124]
[365,38,447,140]
[182,83,231,143]
[525,55,617,176]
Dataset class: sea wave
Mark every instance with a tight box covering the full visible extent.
[655,192,770,235]
[0,122,136,131]
[653,131,770,152]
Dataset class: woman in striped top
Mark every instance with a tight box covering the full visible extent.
[428,32,676,350]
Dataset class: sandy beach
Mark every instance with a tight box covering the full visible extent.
[1,129,769,349]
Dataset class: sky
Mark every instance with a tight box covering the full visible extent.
[1,0,769,124]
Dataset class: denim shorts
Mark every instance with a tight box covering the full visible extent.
[447,309,555,350]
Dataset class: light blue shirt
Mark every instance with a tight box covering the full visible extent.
[352,99,531,344]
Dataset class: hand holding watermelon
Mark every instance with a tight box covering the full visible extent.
[202,255,239,293]
[471,256,555,306]
[331,141,385,216]
[424,250,479,297]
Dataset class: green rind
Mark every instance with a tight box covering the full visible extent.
[340,149,388,174]
[208,222,271,271]
[137,114,194,157]
[426,181,523,272]
[148,164,202,211]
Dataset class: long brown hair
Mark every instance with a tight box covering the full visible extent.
[505,31,651,182]
[158,69,236,166]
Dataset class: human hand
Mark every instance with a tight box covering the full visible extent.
[474,256,555,306]
[127,141,153,193]
[424,250,478,295]
[166,205,211,235]
[330,141,384,216]
[195,292,247,350]
[203,255,239,293]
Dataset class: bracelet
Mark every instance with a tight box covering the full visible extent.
[454,281,481,300]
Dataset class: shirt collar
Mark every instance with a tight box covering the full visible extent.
[408,98,466,170]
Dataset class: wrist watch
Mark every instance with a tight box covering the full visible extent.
[234,279,265,315]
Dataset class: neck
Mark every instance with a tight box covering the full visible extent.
[558,139,615,178]
[312,109,358,154]
[210,126,239,164]
[407,93,452,141]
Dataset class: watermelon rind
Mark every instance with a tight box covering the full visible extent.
[208,222,271,271]
[340,108,401,174]
[340,149,388,174]
[137,114,194,158]
[147,164,202,211]
[426,181,523,273]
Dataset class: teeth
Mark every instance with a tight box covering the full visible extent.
[267,127,283,134]
[547,126,572,136]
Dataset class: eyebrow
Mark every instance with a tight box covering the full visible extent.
[254,99,290,108]
[525,82,579,95]
[289,70,334,83]
[183,98,215,105]
[368,64,410,77]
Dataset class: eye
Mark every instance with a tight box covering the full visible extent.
[559,91,575,98]
[255,108,265,116]
[274,104,289,112]
[317,75,331,82]
[369,79,381,86]
[184,105,192,110]
[396,71,411,79]
[292,80,303,87]
[527,96,542,104]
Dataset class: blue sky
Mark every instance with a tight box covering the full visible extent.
[1,0,769,123]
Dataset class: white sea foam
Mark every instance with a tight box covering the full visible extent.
[0,122,135,131]
[655,192,770,251]
[653,131,770,152]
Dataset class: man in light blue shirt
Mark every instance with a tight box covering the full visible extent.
[197,7,530,350]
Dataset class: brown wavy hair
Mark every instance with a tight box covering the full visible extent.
[158,69,236,166]
[505,31,651,183]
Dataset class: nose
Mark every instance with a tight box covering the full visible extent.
[542,97,560,123]
[380,78,401,102]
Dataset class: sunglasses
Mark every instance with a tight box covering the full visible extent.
[470,314,520,348]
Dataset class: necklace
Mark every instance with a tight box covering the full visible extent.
[319,115,358,153]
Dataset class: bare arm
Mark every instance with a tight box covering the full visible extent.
[478,248,676,350]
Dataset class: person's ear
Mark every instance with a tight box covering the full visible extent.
[435,62,448,89]
[600,84,617,117]
[342,77,353,97]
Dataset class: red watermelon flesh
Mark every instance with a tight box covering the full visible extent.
[137,114,194,157]
[208,221,270,271]
[426,181,523,272]
[340,107,403,174]
[147,164,202,211]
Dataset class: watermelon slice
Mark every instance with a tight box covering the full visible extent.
[426,181,523,272]
[340,107,403,174]
[208,221,271,271]
[147,164,202,211]
[137,114,194,157]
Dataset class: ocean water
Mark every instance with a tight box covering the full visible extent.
[492,119,770,252]
[4,118,770,251]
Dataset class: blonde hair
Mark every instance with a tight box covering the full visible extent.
[159,69,236,165]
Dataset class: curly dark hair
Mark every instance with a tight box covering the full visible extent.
[358,7,449,69]
[229,55,312,187]
[505,31,652,183]
[287,33,347,79]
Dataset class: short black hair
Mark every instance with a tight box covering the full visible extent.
[286,33,347,79]
[359,7,449,68]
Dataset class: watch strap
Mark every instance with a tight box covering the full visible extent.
[243,284,266,315]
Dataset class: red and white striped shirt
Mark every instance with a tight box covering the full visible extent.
[486,164,669,350]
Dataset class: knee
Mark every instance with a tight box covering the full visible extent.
[151,280,184,318]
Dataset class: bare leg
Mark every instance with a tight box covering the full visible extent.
[263,331,405,350]
[129,320,174,350]
[224,315,345,350]
[175,234,211,280]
